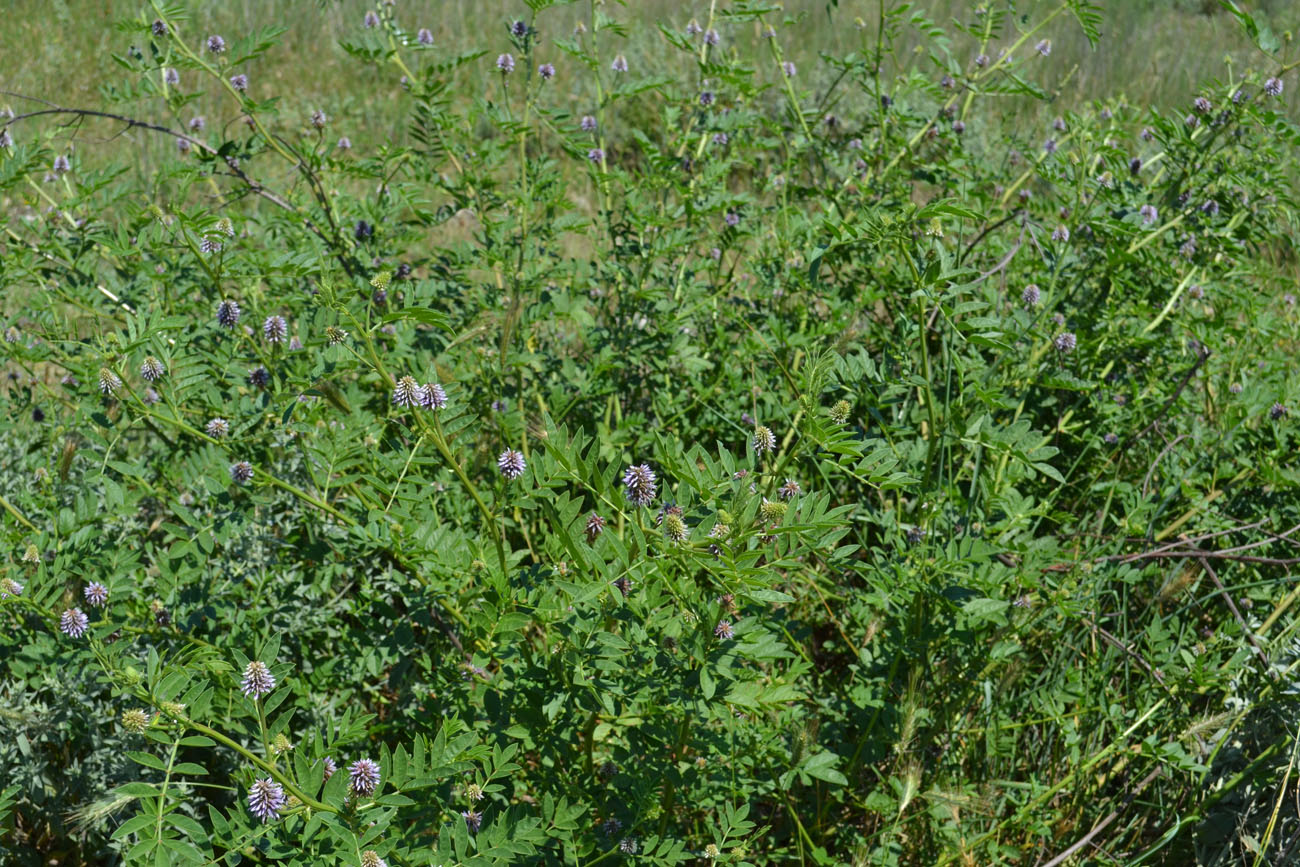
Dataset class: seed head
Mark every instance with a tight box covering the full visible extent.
[60,608,89,638]
[1021,284,1041,307]
[349,758,381,797]
[216,299,241,329]
[759,499,786,523]
[1053,331,1077,353]
[623,464,657,507]
[121,708,150,733]
[84,582,109,607]
[663,513,688,543]
[497,449,526,481]
[360,852,386,867]
[229,461,254,484]
[585,513,605,543]
[466,783,484,802]
[206,35,226,53]
[829,400,851,425]
[419,383,447,410]
[241,661,276,699]
[752,425,776,455]
[392,376,421,408]
[714,620,734,640]
[96,368,121,396]
[248,778,286,823]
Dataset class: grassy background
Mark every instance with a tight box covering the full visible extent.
[4,0,1294,166]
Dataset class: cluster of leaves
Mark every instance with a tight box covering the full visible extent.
[2,1,1299,864]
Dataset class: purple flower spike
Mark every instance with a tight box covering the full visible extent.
[84,582,109,607]
[497,448,526,481]
[60,608,89,638]
[241,661,276,699]
[248,778,286,823]
[349,758,381,797]
[623,464,657,507]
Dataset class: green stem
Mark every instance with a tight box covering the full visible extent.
[178,717,336,813]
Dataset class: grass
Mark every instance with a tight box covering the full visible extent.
[3,0,1292,180]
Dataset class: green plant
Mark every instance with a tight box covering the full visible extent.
[2,1,1300,865]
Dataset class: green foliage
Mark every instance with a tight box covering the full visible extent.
[2,2,1300,865]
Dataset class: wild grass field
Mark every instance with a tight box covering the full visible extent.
[2,1,1300,865]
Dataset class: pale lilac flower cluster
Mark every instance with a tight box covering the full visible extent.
[497,449,526,480]
[241,661,276,699]
[349,758,381,796]
[248,778,286,822]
